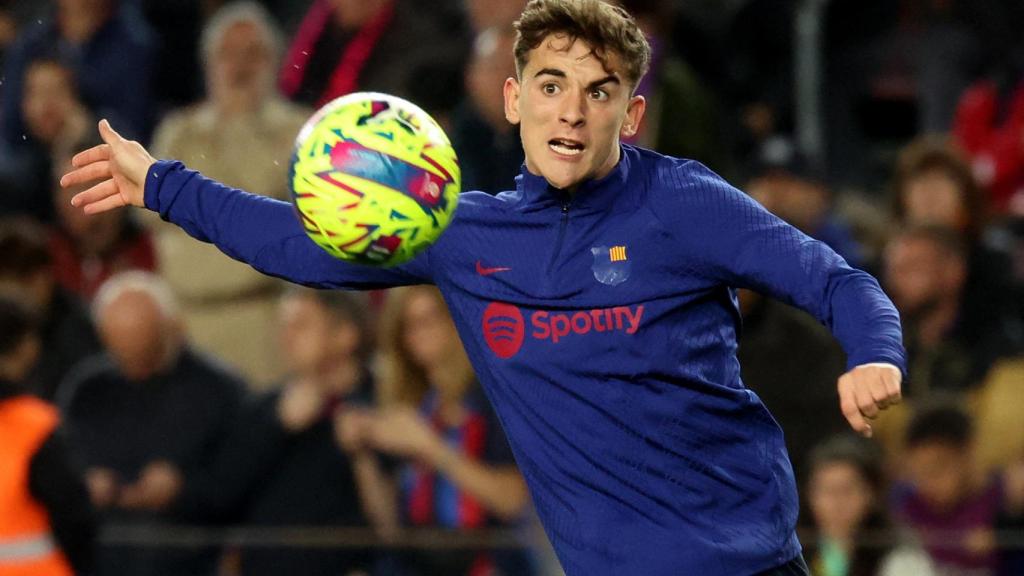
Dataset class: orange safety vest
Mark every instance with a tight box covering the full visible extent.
[0,396,74,576]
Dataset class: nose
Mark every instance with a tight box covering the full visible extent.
[558,90,586,128]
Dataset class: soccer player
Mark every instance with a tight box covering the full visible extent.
[61,1,904,574]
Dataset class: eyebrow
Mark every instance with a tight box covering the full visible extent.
[533,69,621,89]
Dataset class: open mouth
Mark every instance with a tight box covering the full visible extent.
[549,138,585,156]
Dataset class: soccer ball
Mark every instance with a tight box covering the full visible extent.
[289,92,460,266]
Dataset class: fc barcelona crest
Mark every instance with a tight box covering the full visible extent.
[591,245,631,286]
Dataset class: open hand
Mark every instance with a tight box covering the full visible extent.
[838,363,902,438]
[60,119,156,214]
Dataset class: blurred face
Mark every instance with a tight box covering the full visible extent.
[97,291,173,381]
[22,61,77,143]
[209,21,272,98]
[277,294,356,376]
[906,442,971,511]
[883,237,960,317]
[903,170,968,231]
[504,34,645,191]
[402,290,458,373]
[809,461,874,539]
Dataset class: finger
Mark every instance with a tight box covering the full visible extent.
[98,118,125,146]
[885,371,903,405]
[852,378,881,420]
[72,179,119,210]
[867,374,893,410]
[838,379,872,437]
[82,188,129,215]
[62,160,112,189]
[71,143,111,168]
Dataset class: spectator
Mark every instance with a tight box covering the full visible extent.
[50,135,157,302]
[278,0,467,107]
[368,286,531,576]
[0,217,101,400]
[166,287,390,576]
[449,26,522,194]
[150,1,309,388]
[59,271,245,576]
[805,435,934,576]
[893,403,1000,575]
[0,0,156,145]
[0,295,96,576]
[747,136,865,267]
[0,55,91,222]
[892,136,1021,329]
[883,225,1020,396]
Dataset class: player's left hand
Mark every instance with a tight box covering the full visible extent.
[837,363,902,438]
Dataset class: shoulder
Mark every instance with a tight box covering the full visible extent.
[180,349,248,394]
[264,98,313,132]
[57,354,118,412]
[151,105,210,155]
[447,189,516,225]
[634,147,753,221]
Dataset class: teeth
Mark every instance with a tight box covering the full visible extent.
[550,142,582,156]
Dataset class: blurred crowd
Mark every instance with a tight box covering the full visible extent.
[0,1,1023,575]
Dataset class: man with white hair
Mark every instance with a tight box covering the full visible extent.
[59,271,246,576]
[149,2,310,388]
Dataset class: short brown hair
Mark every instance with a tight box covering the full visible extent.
[514,0,651,89]
[892,136,986,238]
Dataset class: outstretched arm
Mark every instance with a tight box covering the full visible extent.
[61,120,432,289]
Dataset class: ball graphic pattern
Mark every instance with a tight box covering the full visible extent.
[290,92,460,266]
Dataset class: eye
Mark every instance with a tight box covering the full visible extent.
[589,88,609,101]
[542,83,560,95]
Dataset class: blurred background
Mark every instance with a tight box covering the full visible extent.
[0,0,1022,575]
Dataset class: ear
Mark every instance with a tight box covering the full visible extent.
[620,94,647,138]
[504,77,521,125]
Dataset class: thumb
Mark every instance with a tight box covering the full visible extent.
[98,119,124,145]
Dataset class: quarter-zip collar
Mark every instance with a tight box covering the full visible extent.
[510,144,635,214]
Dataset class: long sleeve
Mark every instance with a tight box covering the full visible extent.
[28,428,97,574]
[144,160,434,289]
[656,161,906,374]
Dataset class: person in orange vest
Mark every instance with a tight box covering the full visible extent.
[0,294,95,575]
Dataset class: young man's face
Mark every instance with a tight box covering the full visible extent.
[504,33,645,192]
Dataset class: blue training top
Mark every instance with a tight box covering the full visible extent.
[143,144,906,575]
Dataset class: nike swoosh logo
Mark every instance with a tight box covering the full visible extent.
[476,260,511,275]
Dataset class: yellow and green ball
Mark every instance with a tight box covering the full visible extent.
[290,92,460,267]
